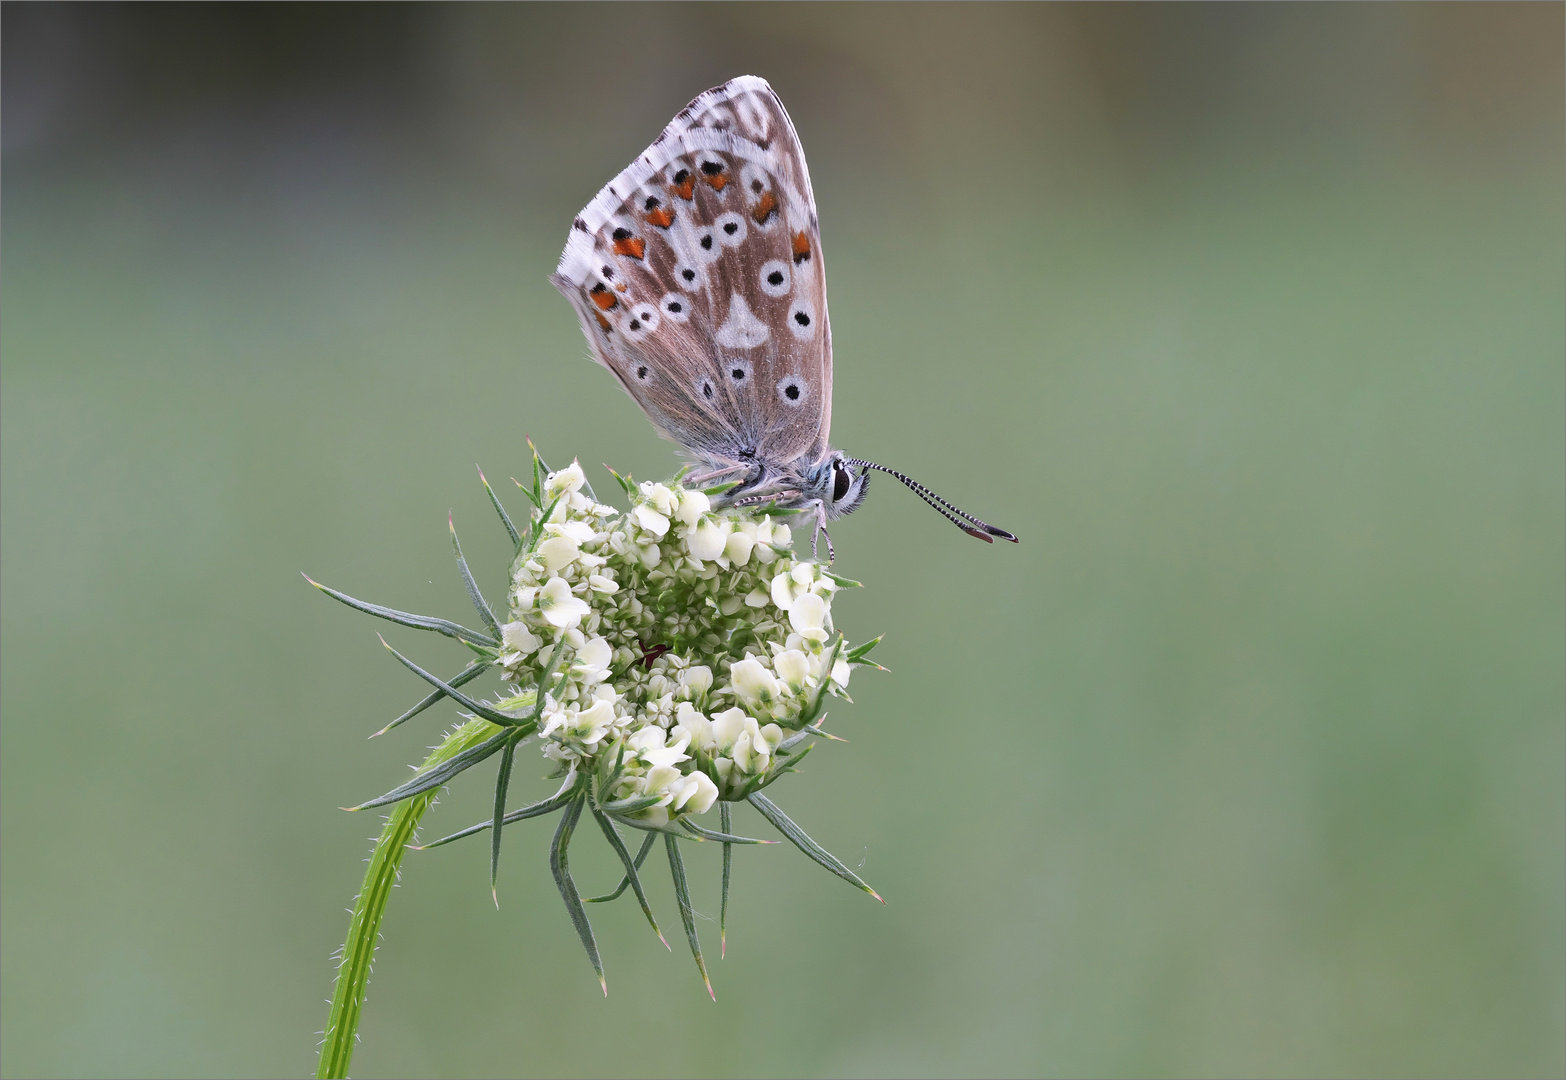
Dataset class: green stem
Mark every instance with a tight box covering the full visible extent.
[317,718,500,1080]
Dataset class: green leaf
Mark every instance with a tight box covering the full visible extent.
[597,794,665,816]
[550,794,605,994]
[747,792,882,902]
[604,465,639,499]
[583,831,656,903]
[477,466,521,550]
[303,574,497,648]
[525,493,565,555]
[608,813,697,838]
[590,807,668,949]
[775,724,841,756]
[528,638,570,723]
[410,782,575,850]
[665,832,714,1000]
[376,636,523,729]
[594,739,627,796]
[317,718,496,1080]
[490,738,517,905]
[370,662,488,738]
[679,818,773,845]
[346,726,511,811]
[511,473,540,510]
[450,515,500,637]
[741,742,815,797]
[720,802,733,958]
[845,634,886,668]
[823,571,863,588]
[528,438,546,506]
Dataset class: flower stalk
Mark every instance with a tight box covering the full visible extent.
[316,717,500,1080]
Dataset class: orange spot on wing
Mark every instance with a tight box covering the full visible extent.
[670,175,695,201]
[645,207,675,228]
[594,311,611,331]
[589,283,618,310]
[703,171,728,191]
[612,236,646,259]
[751,191,778,225]
[791,230,812,264]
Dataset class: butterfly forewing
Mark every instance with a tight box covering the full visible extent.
[552,76,833,473]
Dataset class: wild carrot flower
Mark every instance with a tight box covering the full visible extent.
[310,446,884,1014]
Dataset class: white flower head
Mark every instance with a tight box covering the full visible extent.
[494,467,870,833]
[639,482,677,517]
[674,488,710,527]
[710,707,751,753]
[730,655,783,707]
[536,575,590,628]
[501,621,540,657]
[725,529,755,566]
[537,534,580,572]
[546,461,586,498]
[672,702,715,754]
[333,455,894,996]
[681,665,713,696]
[771,571,796,610]
[774,649,811,691]
[573,636,613,684]
[788,592,826,635]
[633,503,670,538]
[686,518,729,561]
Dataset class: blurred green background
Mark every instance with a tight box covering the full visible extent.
[3,4,1561,1077]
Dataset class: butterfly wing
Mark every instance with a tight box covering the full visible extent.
[551,76,833,472]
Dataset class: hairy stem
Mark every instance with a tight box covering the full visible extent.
[317,718,500,1079]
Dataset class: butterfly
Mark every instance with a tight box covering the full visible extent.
[551,75,1017,559]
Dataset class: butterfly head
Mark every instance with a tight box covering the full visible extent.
[820,453,870,521]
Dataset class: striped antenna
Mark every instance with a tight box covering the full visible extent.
[843,459,1018,544]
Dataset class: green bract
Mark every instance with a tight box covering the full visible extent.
[311,447,885,1069]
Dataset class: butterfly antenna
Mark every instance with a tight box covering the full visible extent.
[843,459,1019,543]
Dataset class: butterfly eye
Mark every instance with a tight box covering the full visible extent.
[776,376,808,407]
[713,212,747,248]
[657,293,690,323]
[787,297,817,341]
[758,259,791,298]
[832,463,853,503]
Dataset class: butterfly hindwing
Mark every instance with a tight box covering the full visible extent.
[552,76,832,472]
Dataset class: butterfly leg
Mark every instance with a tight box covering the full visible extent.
[808,502,834,563]
[686,464,748,488]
